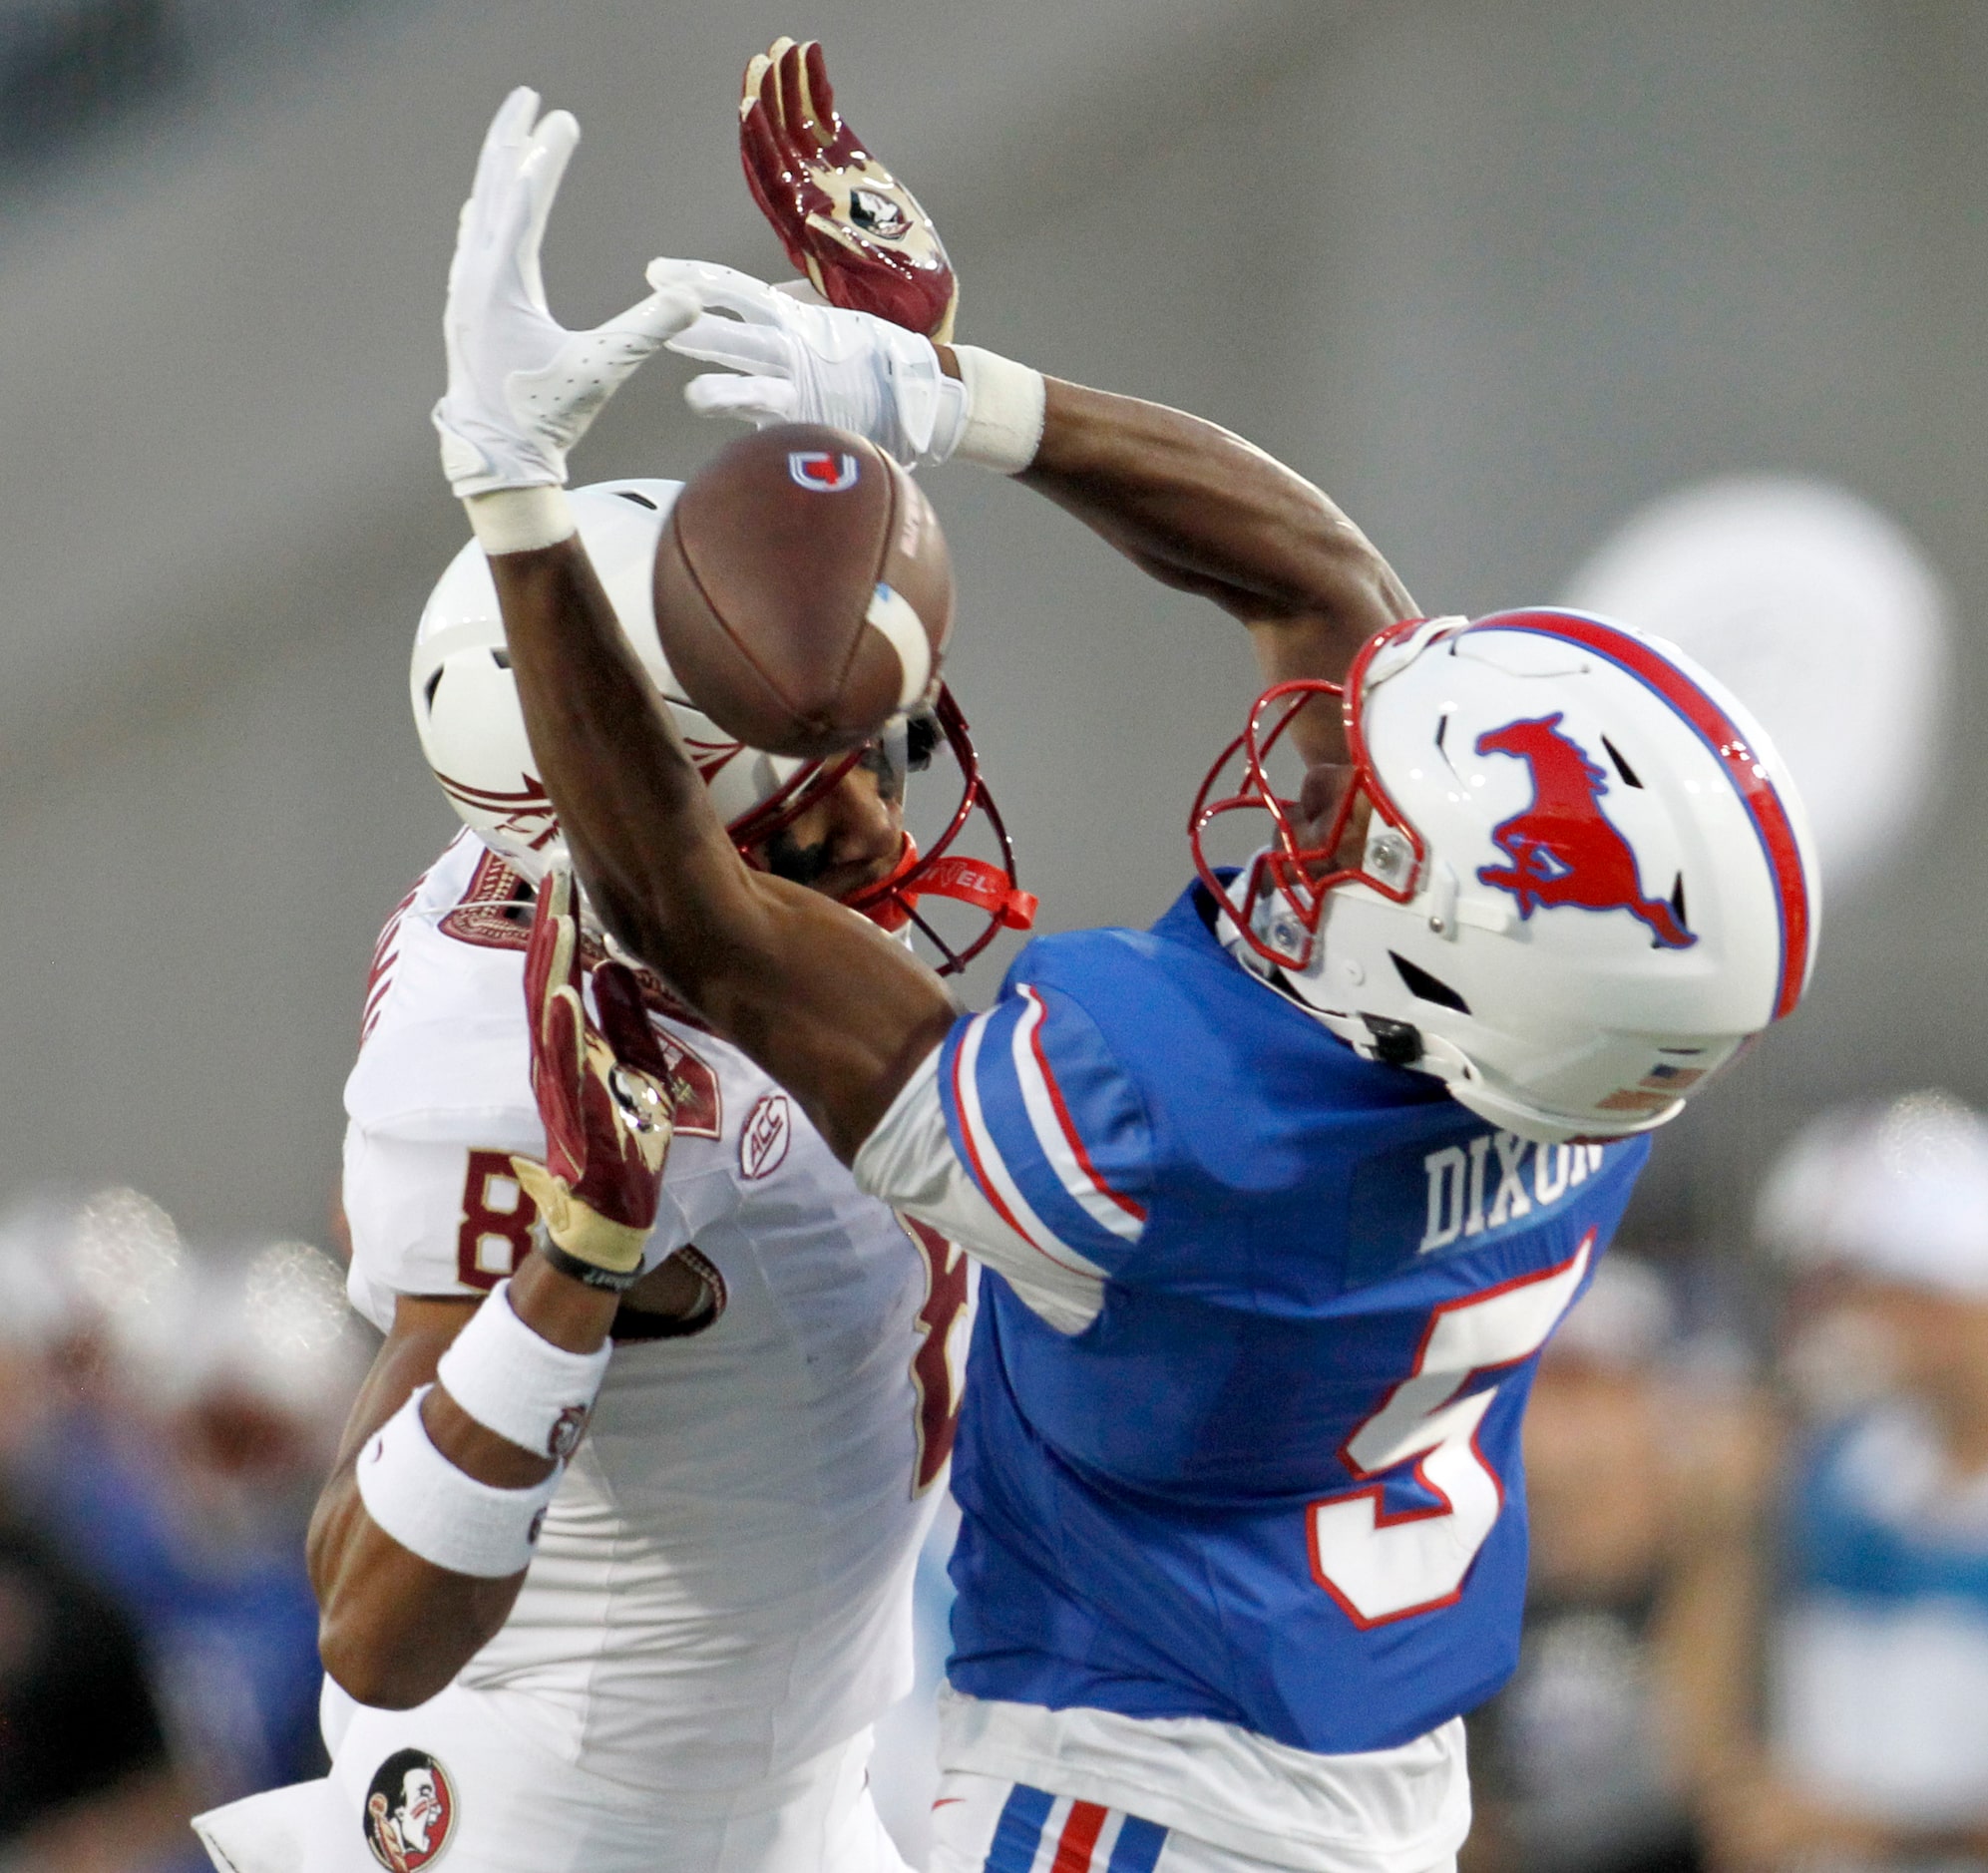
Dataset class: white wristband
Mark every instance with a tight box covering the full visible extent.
[952,346,1046,474]
[355,1386,563,1579]
[435,1280,610,1463]
[464,486,578,556]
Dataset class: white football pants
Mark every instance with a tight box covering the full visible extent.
[927,1770,1458,1873]
[194,1679,909,1873]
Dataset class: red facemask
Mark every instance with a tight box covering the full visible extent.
[1189,619,1430,973]
[729,686,1035,976]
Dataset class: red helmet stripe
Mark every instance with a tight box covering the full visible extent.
[1474,610,1813,1023]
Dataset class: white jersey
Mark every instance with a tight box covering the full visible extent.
[342,832,973,1794]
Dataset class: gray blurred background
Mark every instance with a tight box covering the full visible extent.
[0,0,1977,1258]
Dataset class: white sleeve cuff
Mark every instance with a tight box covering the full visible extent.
[355,1386,563,1578]
[434,1281,610,1462]
[463,486,578,556]
[951,346,1047,475]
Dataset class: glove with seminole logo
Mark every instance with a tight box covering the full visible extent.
[663,40,1043,476]
[739,37,959,342]
[511,868,675,1291]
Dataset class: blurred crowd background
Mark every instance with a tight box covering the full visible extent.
[0,0,1986,1868]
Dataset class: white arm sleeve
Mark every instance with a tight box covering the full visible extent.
[852,1046,1104,1335]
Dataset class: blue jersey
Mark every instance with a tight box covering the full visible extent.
[936,880,1649,1755]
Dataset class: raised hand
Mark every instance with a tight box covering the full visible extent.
[510,869,675,1290]
[653,256,964,467]
[434,88,697,497]
[739,38,959,342]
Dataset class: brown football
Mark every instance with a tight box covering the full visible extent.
[651,423,954,758]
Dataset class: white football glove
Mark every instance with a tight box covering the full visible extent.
[435,89,699,497]
[654,258,966,468]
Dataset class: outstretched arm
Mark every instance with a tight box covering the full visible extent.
[662,269,1414,760]
[489,538,957,1163]
[487,368,1403,1148]
[716,36,1413,716]
[1011,372,1415,755]
[434,86,1411,1158]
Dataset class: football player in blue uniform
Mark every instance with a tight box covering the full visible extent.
[425,85,1819,1873]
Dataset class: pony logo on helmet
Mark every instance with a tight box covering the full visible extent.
[1474,712,1695,949]
[410,479,1032,975]
[1190,607,1819,1144]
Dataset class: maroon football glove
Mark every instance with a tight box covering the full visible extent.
[511,868,675,1289]
[739,37,959,342]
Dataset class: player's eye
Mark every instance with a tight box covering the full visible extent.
[857,739,906,804]
[905,710,939,773]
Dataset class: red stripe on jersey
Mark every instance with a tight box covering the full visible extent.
[1049,1801,1110,1872]
[949,1027,1044,1252]
[1019,986,1146,1226]
[360,881,421,1041]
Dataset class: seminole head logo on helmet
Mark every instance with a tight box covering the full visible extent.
[1190,608,1818,1144]
[410,480,1034,975]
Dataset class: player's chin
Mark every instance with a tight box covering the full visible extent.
[818,858,901,906]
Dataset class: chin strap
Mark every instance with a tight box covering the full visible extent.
[854,837,1037,936]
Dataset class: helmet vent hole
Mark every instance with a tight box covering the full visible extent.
[613,489,659,510]
[1670,873,1687,925]
[490,648,512,670]
[1390,951,1471,1015]
[1601,736,1643,788]
[1434,712,1450,752]
[422,668,445,711]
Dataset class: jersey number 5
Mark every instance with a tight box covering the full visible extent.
[1307,1233,1593,1627]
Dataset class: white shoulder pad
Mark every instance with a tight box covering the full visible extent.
[349,835,542,1146]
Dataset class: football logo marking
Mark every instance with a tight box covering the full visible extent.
[362,1749,456,1872]
[788,451,861,493]
[1474,713,1695,947]
[739,1092,792,1180]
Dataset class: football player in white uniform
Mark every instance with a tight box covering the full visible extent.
[193,61,1030,1873]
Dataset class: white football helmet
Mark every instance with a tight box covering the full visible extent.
[412,479,1033,971]
[1193,608,1820,1143]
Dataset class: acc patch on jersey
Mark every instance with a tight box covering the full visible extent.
[363,1748,456,1872]
[740,1091,793,1180]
